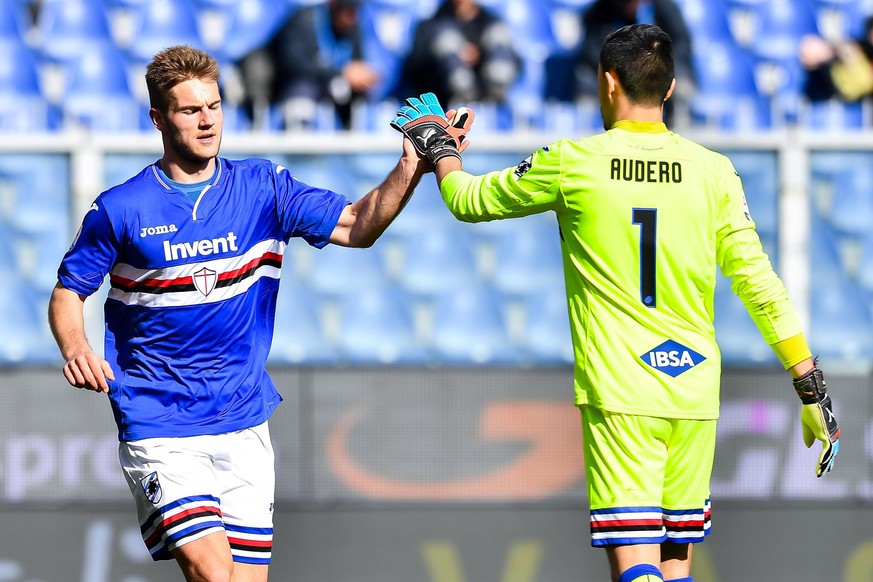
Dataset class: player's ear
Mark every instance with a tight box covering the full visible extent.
[149,107,166,131]
[663,78,676,103]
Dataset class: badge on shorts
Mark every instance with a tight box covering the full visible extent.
[141,471,163,504]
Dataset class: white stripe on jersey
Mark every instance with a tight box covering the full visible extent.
[108,239,285,308]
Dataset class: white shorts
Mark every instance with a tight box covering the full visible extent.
[118,421,275,564]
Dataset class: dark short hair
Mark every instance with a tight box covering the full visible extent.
[145,45,220,113]
[599,24,675,106]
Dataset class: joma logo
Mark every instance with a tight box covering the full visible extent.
[140,224,178,238]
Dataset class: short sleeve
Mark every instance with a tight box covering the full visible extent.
[273,164,349,248]
[57,198,119,296]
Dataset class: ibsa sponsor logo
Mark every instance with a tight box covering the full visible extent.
[641,339,705,377]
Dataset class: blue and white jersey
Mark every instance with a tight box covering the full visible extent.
[58,157,349,441]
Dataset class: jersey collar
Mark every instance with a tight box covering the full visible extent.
[151,157,224,191]
[610,120,668,134]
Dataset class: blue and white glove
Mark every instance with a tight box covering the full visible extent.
[793,366,840,477]
[390,92,474,165]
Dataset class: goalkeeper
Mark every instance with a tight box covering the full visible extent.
[393,25,839,582]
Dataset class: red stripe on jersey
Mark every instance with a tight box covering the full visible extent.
[144,505,222,546]
[217,252,283,282]
[227,536,273,548]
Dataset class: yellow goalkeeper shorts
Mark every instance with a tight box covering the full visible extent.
[580,404,716,547]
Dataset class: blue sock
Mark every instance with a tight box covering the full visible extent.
[618,563,664,582]
[665,578,693,582]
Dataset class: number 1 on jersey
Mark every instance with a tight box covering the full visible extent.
[632,208,657,308]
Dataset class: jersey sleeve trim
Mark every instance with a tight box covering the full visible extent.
[770,333,813,370]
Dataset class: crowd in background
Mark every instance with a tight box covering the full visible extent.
[2,0,873,132]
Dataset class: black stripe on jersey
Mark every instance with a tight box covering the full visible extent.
[589,524,664,533]
[113,257,282,295]
[229,540,272,553]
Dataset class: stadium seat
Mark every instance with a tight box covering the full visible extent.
[61,41,142,132]
[680,0,736,46]
[726,150,779,240]
[0,0,29,44]
[826,163,873,235]
[752,55,808,126]
[216,0,294,62]
[429,282,520,364]
[396,225,480,296]
[523,287,574,364]
[269,280,337,364]
[382,176,459,236]
[35,0,114,63]
[305,243,389,296]
[490,220,565,296]
[803,99,868,131]
[713,274,776,365]
[689,40,770,130]
[124,0,205,63]
[0,279,57,364]
[808,275,873,364]
[813,0,867,42]
[336,285,430,364]
[733,0,819,60]
[0,40,58,132]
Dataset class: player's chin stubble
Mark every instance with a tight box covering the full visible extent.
[170,130,222,166]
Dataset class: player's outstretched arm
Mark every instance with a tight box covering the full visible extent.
[48,282,114,393]
[790,359,840,477]
[328,137,428,248]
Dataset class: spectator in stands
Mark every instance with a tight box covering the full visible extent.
[799,15,873,103]
[241,0,381,129]
[48,44,430,582]
[399,0,520,106]
[576,0,694,121]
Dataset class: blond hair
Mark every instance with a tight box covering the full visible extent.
[145,45,220,113]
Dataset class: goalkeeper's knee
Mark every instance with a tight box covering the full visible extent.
[619,563,664,582]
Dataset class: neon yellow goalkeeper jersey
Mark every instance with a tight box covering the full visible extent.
[440,120,805,419]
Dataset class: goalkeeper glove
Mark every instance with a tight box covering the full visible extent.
[390,92,474,165]
[793,366,840,477]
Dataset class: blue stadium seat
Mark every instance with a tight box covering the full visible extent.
[0,0,29,44]
[0,40,58,132]
[808,275,873,364]
[336,285,430,364]
[809,212,850,281]
[491,220,565,296]
[0,279,57,364]
[752,55,807,126]
[216,0,294,62]
[813,0,867,42]
[36,0,114,63]
[269,280,337,364]
[430,282,520,364]
[804,99,867,131]
[124,0,205,63]
[827,163,873,235]
[735,0,819,60]
[713,274,776,365]
[306,243,389,296]
[523,287,574,364]
[383,177,459,236]
[727,150,779,240]
[680,0,736,45]
[396,226,480,296]
[689,40,769,130]
[61,41,142,132]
